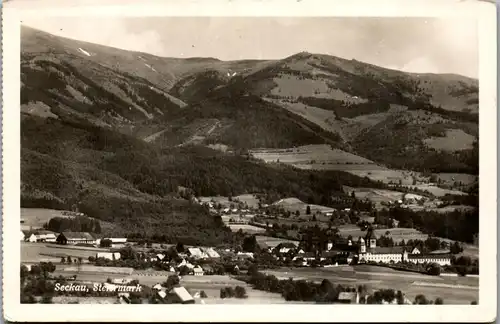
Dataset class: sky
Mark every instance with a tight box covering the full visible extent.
[22,16,479,78]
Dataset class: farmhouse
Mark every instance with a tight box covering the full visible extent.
[193,266,204,276]
[56,232,96,245]
[338,292,359,304]
[26,230,57,243]
[186,248,208,259]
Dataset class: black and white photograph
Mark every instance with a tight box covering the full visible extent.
[2,0,497,322]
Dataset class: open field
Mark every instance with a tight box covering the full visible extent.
[234,194,260,209]
[343,186,406,208]
[249,144,386,171]
[21,242,110,263]
[198,196,231,206]
[337,225,429,243]
[423,129,476,152]
[228,224,266,234]
[254,217,328,230]
[436,173,478,186]
[407,184,467,197]
[52,297,117,304]
[346,169,418,185]
[263,265,478,304]
[255,235,299,248]
[21,208,115,231]
[21,208,75,230]
[181,275,311,304]
[273,197,334,215]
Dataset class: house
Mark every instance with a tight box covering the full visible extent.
[20,231,25,241]
[338,292,360,304]
[186,248,207,259]
[27,233,37,243]
[153,283,163,291]
[33,230,57,243]
[202,247,220,259]
[193,266,204,276]
[293,251,316,263]
[236,252,254,260]
[406,253,452,266]
[56,232,96,245]
[97,237,128,248]
[96,252,121,260]
[171,286,195,304]
[276,242,298,254]
[25,230,57,243]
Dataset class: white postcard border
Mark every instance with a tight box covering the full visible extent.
[2,1,497,322]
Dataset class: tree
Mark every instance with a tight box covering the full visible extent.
[100,239,112,248]
[450,241,463,254]
[427,263,441,276]
[306,206,311,215]
[66,256,72,264]
[235,286,247,299]
[178,265,190,276]
[434,297,444,305]
[200,290,208,298]
[176,242,185,253]
[312,215,317,221]
[94,220,102,234]
[60,257,66,264]
[295,210,300,217]
[414,294,429,305]
[77,257,83,265]
[242,235,258,252]
[164,275,180,290]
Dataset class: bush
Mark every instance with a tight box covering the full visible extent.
[427,263,441,276]
[100,239,112,248]
[234,286,248,299]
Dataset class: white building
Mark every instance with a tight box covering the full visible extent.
[193,266,204,276]
[358,235,451,266]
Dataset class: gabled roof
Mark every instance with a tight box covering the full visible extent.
[172,286,194,302]
[338,291,358,301]
[59,232,95,240]
[367,246,406,254]
[203,247,220,258]
[187,248,203,257]
[34,230,56,235]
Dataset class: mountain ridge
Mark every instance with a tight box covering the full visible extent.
[20,26,479,244]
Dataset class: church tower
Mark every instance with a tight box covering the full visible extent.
[359,237,366,253]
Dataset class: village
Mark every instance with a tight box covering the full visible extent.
[20,193,478,305]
